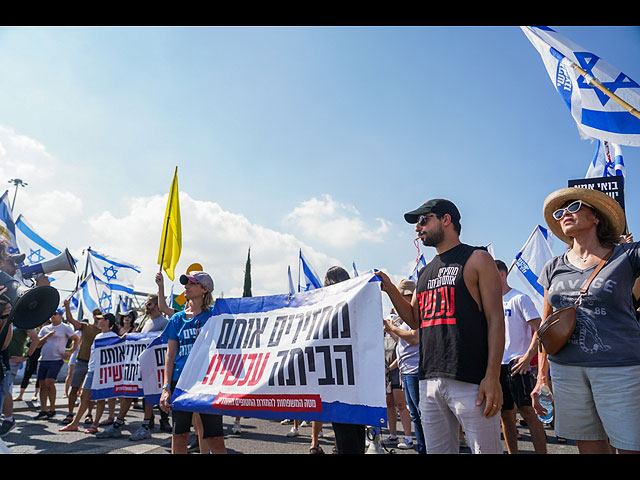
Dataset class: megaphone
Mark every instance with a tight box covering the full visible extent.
[0,271,60,329]
[365,426,385,454]
[20,248,76,279]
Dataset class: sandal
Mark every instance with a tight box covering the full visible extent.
[62,414,74,424]
[84,415,93,425]
[309,445,324,454]
[99,418,114,426]
[84,425,98,434]
[59,424,79,432]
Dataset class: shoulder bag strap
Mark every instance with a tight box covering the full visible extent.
[578,249,614,298]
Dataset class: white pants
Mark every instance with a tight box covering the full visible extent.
[419,377,502,454]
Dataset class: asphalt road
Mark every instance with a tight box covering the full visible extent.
[1,382,578,454]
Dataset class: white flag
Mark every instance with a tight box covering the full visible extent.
[585,139,625,182]
[0,191,18,255]
[408,254,426,284]
[73,272,115,315]
[298,249,322,292]
[87,247,140,298]
[510,225,554,314]
[522,26,640,146]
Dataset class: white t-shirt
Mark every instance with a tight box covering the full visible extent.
[501,288,540,365]
[395,321,420,375]
[39,323,76,361]
[138,314,169,333]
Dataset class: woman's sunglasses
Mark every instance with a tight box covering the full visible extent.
[552,200,594,221]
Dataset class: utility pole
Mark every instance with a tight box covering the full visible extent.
[8,178,28,212]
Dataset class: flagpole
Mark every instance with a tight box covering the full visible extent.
[159,167,177,273]
[297,250,301,293]
[569,61,640,121]
[86,249,103,310]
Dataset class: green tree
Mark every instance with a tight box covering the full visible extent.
[243,248,252,298]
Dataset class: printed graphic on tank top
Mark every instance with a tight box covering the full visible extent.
[416,244,489,385]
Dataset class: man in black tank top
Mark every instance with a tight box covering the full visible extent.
[376,199,505,454]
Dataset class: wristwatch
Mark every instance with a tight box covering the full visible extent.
[162,383,171,389]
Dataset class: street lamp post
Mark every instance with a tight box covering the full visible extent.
[8,178,28,212]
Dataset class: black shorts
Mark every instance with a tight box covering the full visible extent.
[169,381,224,438]
[500,362,534,411]
[171,409,224,438]
[388,369,401,390]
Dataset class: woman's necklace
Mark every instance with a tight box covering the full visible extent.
[574,251,590,263]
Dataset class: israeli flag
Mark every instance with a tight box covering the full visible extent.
[14,214,77,283]
[409,254,427,284]
[0,191,19,255]
[87,247,140,298]
[522,26,640,147]
[15,215,63,263]
[73,272,114,315]
[586,139,625,182]
[298,249,322,292]
[352,262,359,277]
[287,265,295,296]
[511,225,554,314]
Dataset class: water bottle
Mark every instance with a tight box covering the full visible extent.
[536,385,554,424]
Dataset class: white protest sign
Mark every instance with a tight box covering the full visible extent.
[171,272,387,426]
[91,332,163,400]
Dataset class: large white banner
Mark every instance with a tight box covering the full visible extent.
[171,272,387,426]
[91,332,166,401]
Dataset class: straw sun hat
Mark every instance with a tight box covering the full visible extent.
[543,187,626,245]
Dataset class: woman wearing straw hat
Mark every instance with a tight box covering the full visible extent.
[533,187,640,454]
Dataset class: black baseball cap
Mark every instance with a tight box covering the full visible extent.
[404,199,461,224]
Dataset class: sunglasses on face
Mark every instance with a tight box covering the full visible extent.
[417,214,438,226]
[552,200,594,221]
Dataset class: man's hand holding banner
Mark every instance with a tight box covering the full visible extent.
[171,271,387,426]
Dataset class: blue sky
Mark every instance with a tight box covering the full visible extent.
[1,25,639,303]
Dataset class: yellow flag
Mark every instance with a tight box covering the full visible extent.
[158,167,182,280]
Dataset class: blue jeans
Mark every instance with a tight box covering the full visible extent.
[402,373,426,454]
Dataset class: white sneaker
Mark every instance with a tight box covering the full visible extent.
[300,420,310,427]
[385,434,398,443]
[129,425,151,441]
[286,427,299,437]
[318,429,324,438]
[232,423,241,434]
[398,437,413,449]
[280,419,292,425]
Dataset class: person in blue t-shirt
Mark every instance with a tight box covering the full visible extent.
[159,270,226,454]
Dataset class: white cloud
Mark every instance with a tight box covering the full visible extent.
[0,124,85,239]
[283,194,390,248]
[0,125,391,303]
[84,192,342,298]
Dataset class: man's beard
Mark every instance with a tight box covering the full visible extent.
[420,225,444,247]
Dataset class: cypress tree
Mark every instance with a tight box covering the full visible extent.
[243,248,252,298]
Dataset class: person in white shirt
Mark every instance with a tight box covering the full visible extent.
[495,260,547,454]
[35,310,79,420]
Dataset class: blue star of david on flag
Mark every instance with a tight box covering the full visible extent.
[99,291,113,313]
[575,54,640,106]
[27,248,45,264]
[103,265,118,282]
[87,248,140,299]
